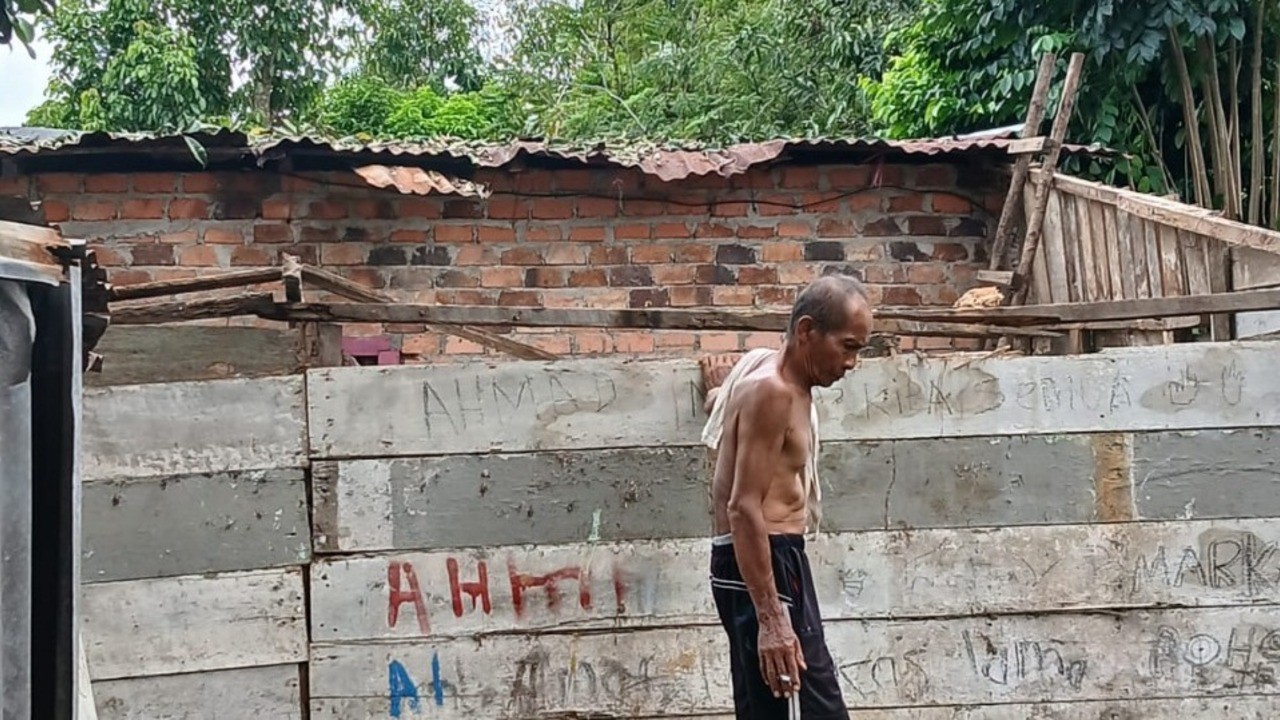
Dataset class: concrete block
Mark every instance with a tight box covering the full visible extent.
[1134,428,1280,520]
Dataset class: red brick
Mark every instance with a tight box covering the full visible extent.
[308,200,347,219]
[109,268,153,285]
[888,193,924,212]
[630,244,672,264]
[437,289,493,304]
[576,197,618,217]
[620,200,667,216]
[826,166,872,188]
[528,334,573,354]
[182,174,221,193]
[779,166,821,190]
[456,246,498,266]
[862,218,902,236]
[818,218,857,237]
[0,177,26,196]
[700,332,741,351]
[935,286,961,305]
[613,223,650,240]
[128,173,175,193]
[864,265,906,284]
[757,285,796,306]
[756,193,799,216]
[915,164,957,187]
[908,216,949,236]
[738,266,778,284]
[652,223,692,238]
[350,199,394,220]
[387,229,426,244]
[478,225,517,243]
[320,244,366,265]
[128,243,175,266]
[530,199,574,220]
[907,263,948,284]
[574,331,612,354]
[434,270,480,288]
[72,201,116,221]
[554,170,596,192]
[160,230,199,244]
[730,169,776,190]
[36,174,82,193]
[589,246,627,265]
[121,199,166,219]
[545,244,590,265]
[501,247,543,265]
[778,264,819,284]
[41,199,70,223]
[801,193,843,213]
[444,336,486,354]
[525,225,563,242]
[231,245,273,266]
[250,224,290,244]
[654,331,698,349]
[846,191,881,211]
[567,225,605,242]
[85,174,130,193]
[581,288,630,308]
[89,245,126,266]
[568,268,607,287]
[762,242,803,262]
[712,200,752,217]
[478,197,519,220]
[402,333,443,355]
[744,331,782,349]
[435,225,474,243]
[613,331,655,354]
[346,267,387,289]
[693,222,735,238]
[151,268,198,282]
[675,244,715,263]
[930,193,972,214]
[928,242,971,261]
[670,285,712,307]
[204,227,244,244]
[629,288,669,308]
[651,264,696,285]
[400,198,443,219]
[260,197,291,220]
[735,225,774,239]
[169,199,210,219]
[179,245,222,267]
[499,289,541,306]
[713,286,756,306]
[481,266,523,287]
[777,221,812,238]
[882,286,923,305]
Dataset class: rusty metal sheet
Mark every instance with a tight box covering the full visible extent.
[352,165,489,197]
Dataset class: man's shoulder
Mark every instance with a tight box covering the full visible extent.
[733,372,794,411]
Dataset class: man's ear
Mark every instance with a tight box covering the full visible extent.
[793,315,816,337]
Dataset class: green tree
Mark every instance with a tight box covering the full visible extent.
[1,0,53,54]
[351,0,485,92]
[863,0,1280,226]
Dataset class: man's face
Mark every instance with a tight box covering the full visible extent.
[800,296,873,387]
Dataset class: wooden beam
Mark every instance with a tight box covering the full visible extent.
[0,218,68,285]
[112,293,275,325]
[299,263,558,361]
[1007,136,1051,154]
[1011,52,1088,304]
[281,255,302,303]
[254,288,1280,331]
[109,268,280,301]
[1035,169,1280,256]
[976,270,1015,285]
[986,53,1058,271]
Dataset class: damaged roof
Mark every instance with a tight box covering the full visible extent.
[0,127,1108,182]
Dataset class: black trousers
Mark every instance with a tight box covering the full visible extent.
[710,534,848,719]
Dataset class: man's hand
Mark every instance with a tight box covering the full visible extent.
[758,610,806,698]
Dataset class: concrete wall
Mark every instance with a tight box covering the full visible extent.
[5,160,1005,360]
[80,340,1280,718]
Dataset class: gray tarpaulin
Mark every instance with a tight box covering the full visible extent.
[0,279,34,720]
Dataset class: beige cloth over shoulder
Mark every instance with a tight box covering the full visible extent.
[700,348,822,533]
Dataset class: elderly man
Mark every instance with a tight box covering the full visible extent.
[701,274,871,719]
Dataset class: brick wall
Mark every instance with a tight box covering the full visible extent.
[5,160,1007,360]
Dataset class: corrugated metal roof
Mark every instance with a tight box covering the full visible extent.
[0,127,1108,181]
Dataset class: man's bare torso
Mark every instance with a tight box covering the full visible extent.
[711,363,813,536]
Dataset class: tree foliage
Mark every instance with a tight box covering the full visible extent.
[862,0,1280,225]
[349,0,484,92]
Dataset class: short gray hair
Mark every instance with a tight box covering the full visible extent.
[787,273,868,336]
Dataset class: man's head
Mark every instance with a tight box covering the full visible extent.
[784,273,873,387]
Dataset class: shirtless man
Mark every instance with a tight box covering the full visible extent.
[708,274,872,719]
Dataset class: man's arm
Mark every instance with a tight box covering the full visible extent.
[725,381,806,696]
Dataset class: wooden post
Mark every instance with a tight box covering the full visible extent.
[988,52,1058,271]
[1011,52,1087,306]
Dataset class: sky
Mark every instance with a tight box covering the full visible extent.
[0,39,53,126]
